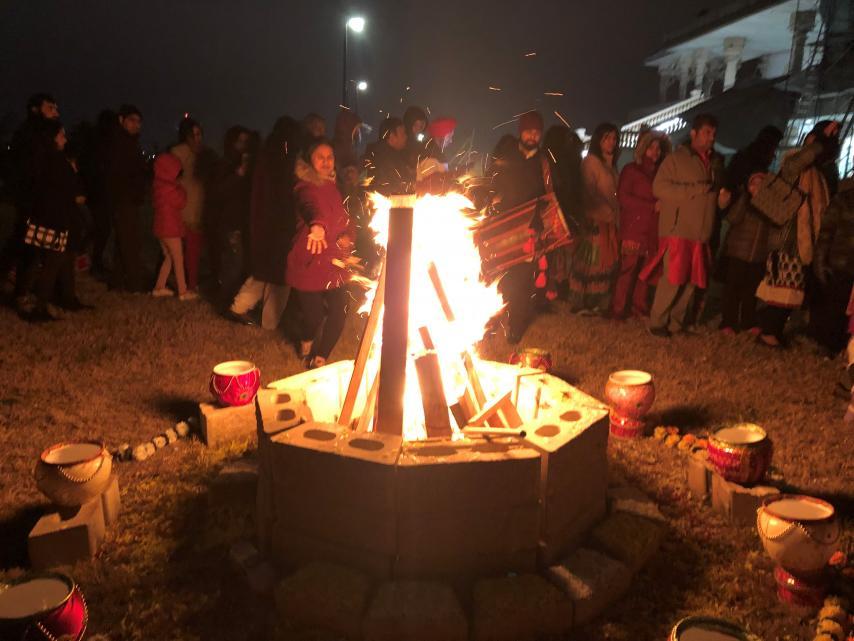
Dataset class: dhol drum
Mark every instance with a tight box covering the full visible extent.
[210,361,261,407]
[773,565,827,608]
[473,192,572,283]
[604,370,655,439]
[707,423,772,485]
[0,572,88,641]
[669,616,761,641]
[508,348,552,372]
[756,494,839,577]
[34,441,112,507]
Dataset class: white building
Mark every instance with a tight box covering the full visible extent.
[621,0,853,176]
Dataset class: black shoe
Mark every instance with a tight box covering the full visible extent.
[60,299,95,311]
[648,326,671,338]
[22,307,60,323]
[224,310,256,326]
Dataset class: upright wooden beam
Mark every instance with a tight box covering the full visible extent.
[338,263,386,427]
[376,196,416,436]
[414,351,452,437]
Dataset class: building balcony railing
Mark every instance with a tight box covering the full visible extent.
[619,91,709,149]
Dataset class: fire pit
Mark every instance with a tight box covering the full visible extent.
[256,193,610,582]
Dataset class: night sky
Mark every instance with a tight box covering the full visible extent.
[1,0,713,152]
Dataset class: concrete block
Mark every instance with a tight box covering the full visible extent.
[267,360,353,424]
[100,474,121,527]
[272,523,394,581]
[200,401,257,447]
[362,581,467,641]
[274,562,372,640]
[711,473,780,526]
[28,499,105,569]
[256,388,309,437]
[538,414,609,565]
[394,503,538,580]
[607,485,665,523]
[546,547,631,625]
[588,512,663,573]
[397,439,540,512]
[686,450,713,500]
[471,573,573,641]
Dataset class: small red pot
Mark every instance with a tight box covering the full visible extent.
[209,360,261,407]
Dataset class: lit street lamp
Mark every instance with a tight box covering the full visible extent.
[342,16,366,107]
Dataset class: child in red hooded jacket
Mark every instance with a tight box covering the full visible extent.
[152,152,196,300]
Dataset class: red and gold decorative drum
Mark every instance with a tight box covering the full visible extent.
[34,441,112,507]
[756,494,839,577]
[669,616,760,640]
[773,565,827,608]
[210,360,261,407]
[508,348,552,372]
[0,572,88,641]
[707,423,772,485]
[604,370,655,439]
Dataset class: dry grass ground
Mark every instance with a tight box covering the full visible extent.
[0,274,851,641]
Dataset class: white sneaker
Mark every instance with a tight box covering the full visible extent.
[151,288,173,298]
[178,291,199,301]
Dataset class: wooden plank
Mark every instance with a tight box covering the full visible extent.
[339,264,386,427]
[414,351,452,438]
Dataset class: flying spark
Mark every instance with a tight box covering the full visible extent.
[492,117,518,130]
[554,110,571,128]
[488,86,502,92]
[544,92,564,97]
[524,52,537,57]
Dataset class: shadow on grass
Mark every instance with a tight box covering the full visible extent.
[0,504,45,568]
[149,394,200,422]
[650,404,712,430]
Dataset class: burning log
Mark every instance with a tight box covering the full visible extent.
[426,261,488,409]
[356,373,381,433]
[376,196,415,436]
[339,263,386,428]
[414,351,452,438]
[462,426,527,438]
[466,391,524,429]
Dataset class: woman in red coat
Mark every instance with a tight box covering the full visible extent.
[287,140,354,368]
[611,131,671,318]
[152,152,195,299]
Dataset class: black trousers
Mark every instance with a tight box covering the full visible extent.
[34,248,72,309]
[760,305,792,340]
[498,262,535,338]
[90,201,112,272]
[808,272,854,355]
[110,204,145,292]
[720,257,765,331]
[296,287,348,359]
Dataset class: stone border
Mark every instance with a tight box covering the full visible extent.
[203,462,664,640]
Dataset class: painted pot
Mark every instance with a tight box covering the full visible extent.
[604,370,655,439]
[707,423,772,485]
[773,565,827,608]
[0,572,88,641]
[756,494,839,577]
[669,615,760,640]
[210,360,261,407]
[508,348,552,372]
[34,441,112,507]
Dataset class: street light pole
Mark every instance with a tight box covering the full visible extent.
[342,27,349,106]
[342,17,365,108]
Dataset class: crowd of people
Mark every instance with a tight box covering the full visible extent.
[1,91,852,371]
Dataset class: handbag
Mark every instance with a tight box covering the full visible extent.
[750,172,806,226]
[755,216,808,308]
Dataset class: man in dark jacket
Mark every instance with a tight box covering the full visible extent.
[490,110,549,343]
[811,179,854,355]
[364,117,414,196]
[1,93,60,294]
[102,104,147,292]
